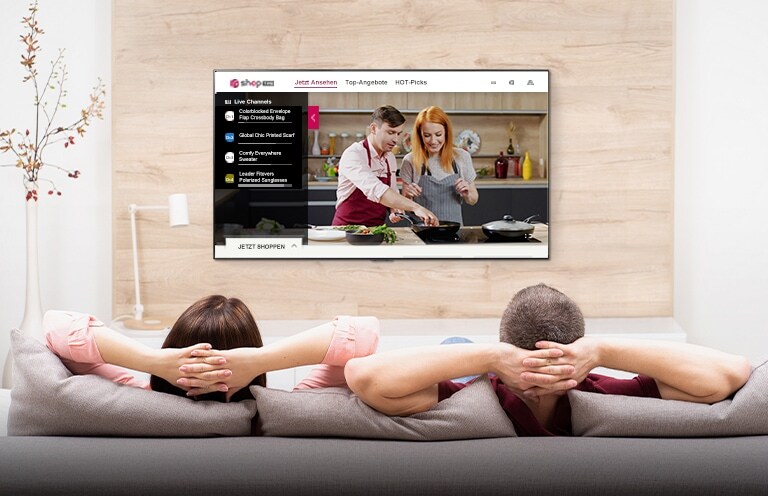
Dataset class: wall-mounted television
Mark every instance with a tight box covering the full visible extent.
[213,69,548,259]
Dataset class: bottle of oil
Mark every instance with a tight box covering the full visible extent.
[522,151,532,180]
[506,138,515,155]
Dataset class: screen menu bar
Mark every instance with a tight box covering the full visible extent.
[214,70,548,93]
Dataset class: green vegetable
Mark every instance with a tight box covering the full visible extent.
[333,224,397,244]
[369,225,397,244]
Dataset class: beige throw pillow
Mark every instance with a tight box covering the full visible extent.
[251,374,517,440]
[7,329,257,437]
[570,361,768,437]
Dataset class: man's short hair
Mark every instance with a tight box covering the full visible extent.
[499,284,585,350]
[371,105,405,127]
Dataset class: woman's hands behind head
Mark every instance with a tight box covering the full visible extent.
[177,347,262,399]
[169,346,230,395]
[151,343,230,392]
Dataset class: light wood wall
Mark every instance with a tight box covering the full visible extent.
[113,0,674,321]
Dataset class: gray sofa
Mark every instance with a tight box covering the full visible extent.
[5,331,768,495]
[2,436,768,495]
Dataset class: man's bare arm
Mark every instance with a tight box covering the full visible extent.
[528,337,751,403]
[344,343,575,416]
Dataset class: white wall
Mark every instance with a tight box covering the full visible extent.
[675,0,768,362]
[0,1,112,368]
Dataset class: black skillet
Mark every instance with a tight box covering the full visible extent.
[401,212,461,242]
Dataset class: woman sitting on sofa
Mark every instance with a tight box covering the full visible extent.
[45,294,381,402]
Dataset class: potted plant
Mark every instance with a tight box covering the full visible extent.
[1,0,106,387]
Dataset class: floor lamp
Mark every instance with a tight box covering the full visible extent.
[124,193,189,330]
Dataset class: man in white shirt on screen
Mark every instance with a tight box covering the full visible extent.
[332,105,438,227]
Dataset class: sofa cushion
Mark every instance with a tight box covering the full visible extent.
[251,374,517,440]
[7,329,257,437]
[570,361,768,437]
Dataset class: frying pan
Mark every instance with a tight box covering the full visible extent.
[481,215,537,240]
[401,212,461,241]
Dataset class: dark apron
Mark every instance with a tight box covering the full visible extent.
[332,139,392,227]
[413,160,463,224]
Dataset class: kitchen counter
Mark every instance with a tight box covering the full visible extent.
[307,178,547,188]
[309,225,548,246]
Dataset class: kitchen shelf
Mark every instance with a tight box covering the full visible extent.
[306,93,548,182]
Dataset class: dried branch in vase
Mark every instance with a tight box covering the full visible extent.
[0,0,106,201]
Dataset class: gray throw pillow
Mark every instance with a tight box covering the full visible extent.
[251,374,517,440]
[7,329,257,437]
[570,361,768,437]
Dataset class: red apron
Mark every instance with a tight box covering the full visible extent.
[332,139,392,227]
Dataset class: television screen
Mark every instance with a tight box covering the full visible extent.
[213,70,548,259]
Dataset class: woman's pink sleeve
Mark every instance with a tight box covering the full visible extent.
[294,315,380,390]
[44,310,150,389]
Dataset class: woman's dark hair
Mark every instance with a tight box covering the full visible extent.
[150,295,265,402]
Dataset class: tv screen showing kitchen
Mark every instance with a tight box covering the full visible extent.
[213,69,548,259]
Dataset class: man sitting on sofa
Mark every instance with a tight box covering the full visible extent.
[340,284,752,436]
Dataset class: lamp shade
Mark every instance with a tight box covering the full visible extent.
[167,193,189,227]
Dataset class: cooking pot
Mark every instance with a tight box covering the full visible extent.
[482,215,537,240]
[401,212,461,241]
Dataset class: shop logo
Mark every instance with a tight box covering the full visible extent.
[224,110,235,121]
[225,133,235,143]
[225,152,235,163]
[228,79,274,89]
[225,174,235,184]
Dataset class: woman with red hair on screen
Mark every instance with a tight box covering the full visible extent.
[399,106,479,225]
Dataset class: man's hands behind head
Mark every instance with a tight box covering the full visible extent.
[491,341,588,398]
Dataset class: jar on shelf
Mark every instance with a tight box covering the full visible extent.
[320,142,330,155]
[340,132,350,153]
[355,132,365,144]
[328,132,337,156]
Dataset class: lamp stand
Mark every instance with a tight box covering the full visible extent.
[123,195,188,331]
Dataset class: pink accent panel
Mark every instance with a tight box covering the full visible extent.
[307,105,320,130]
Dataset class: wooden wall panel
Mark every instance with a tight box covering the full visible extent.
[113,0,674,320]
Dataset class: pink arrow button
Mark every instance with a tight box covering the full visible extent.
[307,106,319,130]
